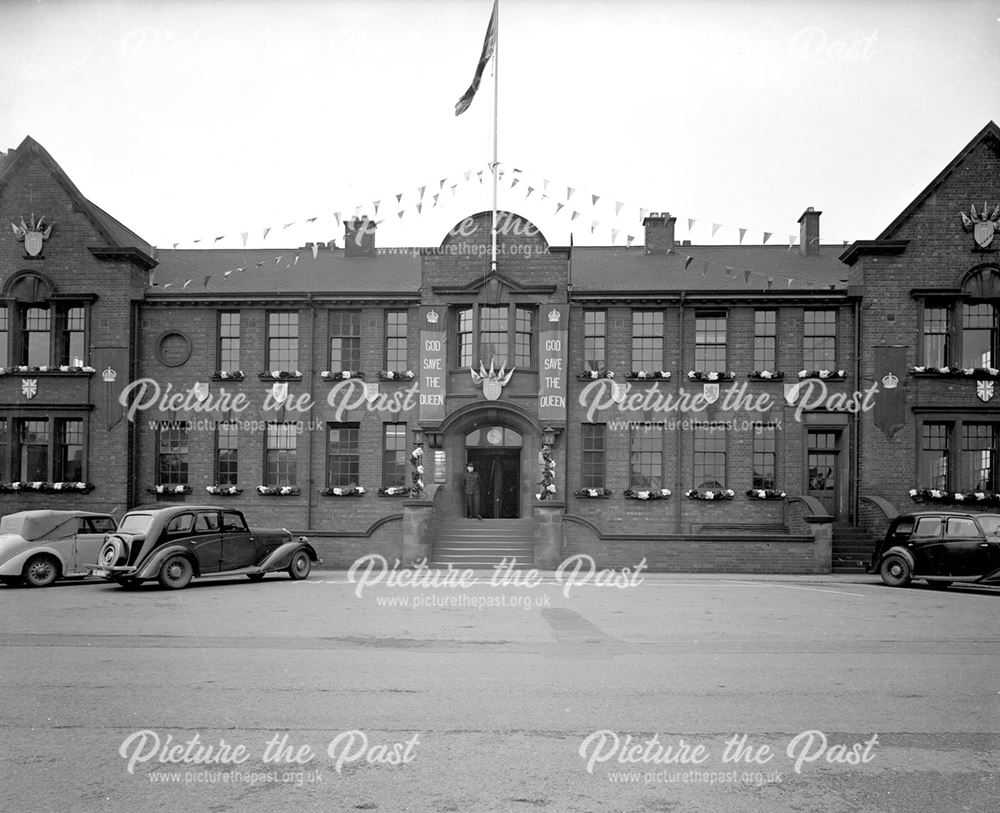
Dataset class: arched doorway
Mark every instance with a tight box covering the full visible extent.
[465,427,522,518]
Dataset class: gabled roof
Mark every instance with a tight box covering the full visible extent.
[0,136,156,268]
[875,121,1000,241]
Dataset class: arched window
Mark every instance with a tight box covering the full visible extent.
[0,271,88,368]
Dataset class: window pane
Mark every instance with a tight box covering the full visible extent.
[383,423,408,487]
[753,310,776,371]
[157,421,189,485]
[514,306,533,368]
[920,423,949,489]
[961,423,995,491]
[265,423,297,487]
[0,306,8,366]
[803,310,837,369]
[330,311,361,370]
[631,311,663,372]
[24,306,51,367]
[584,309,606,368]
[219,312,240,372]
[268,312,299,371]
[962,304,994,368]
[629,426,662,489]
[327,423,360,487]
[385,311,407,370]
[457,307,474,368]
[216,421,239,485]
[694,424,726,489]
[56,418,83,482]
[20,419,50,481]
[922,306,949,368]
[752,424,776,489]
[695,313,727,370]
[581,424,605,488]
[479,306,509,366]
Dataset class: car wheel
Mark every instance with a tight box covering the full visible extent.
[247,574,266,582]
[99,536,129,568]
[287,550,311,580]
[926,580,952,590]
[879,554,912,587]
[158,555,193,590]
[23,555,60,588]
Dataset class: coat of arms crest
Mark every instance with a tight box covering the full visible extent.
[977,380,994,402]
[960,202,999,250]
[470,359,515,401]
[22,379,38,399]
[11,214,54,257]
[702,382,720,404]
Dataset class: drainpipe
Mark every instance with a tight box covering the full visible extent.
[306,294,316,532]
[676,292,685,535]
[851,295,861,526]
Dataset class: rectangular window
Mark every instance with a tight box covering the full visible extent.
[803,310,837,369]
[327,423,360,487]
[57,306,86,366]
[631,311,663,372]
[19,419,49,481]
[694,424,727,490]
[157,421,189,486]
[479,306,509,366]
[218,312,240,373]
[329,311,361,371]
[922,306,949,368]
[385,310,408,371]
[962,303,994,368]
[265,423,297,487]
[920,423,949,490]
[267,312,299,372]
[457,307,474,369]
[215,422,239,486]
[584,309,606,369]
[0,417,7,481]
[695,312,728,371]
[22,306,51,367]
[383,423,408,487]
[752,424,776,489]
[961,423,995,492]
[0,307,7,367]
[753,310,777,371]
[514,306,533,368]
[54,418,83,482]
[580,424,606,489]
[629,426,662,490]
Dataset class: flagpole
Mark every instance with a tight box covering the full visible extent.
[490,0,499,276]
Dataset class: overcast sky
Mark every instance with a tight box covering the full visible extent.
[1,0,998,251]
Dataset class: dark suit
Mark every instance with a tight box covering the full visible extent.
[462,469,481,518]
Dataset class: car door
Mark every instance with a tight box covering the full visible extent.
[189,511,223,574]
[219,511,258,571]
[937,517,988,577]
[74,516,116,573]
[907,516,944,575]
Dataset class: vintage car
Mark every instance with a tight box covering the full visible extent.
[0,510,118,587]
[89,505,319,589]
[869,510,1000,589]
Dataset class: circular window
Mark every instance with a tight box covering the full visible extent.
[157,331,192,367]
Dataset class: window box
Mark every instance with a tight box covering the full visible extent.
[320,486,366,497]
[909,365,1000,380]
[378,486,410,497]
[624,488,671,500]
[909,488,1000,506]
[685,488,735,501]
[628,370,671,380]
[377,370,415,381]
[211,370,244,381]
[574,487,613,498]
[748,370,784,381]
[0,481,94,493]
[321,370,365,380]
[256,485,300,496]
[147,484,192,495]
[0,365,95,375]
[687,370,735,381]
[797,369,845,380]
[746,488,787,500]
[205,485,242,496]
[578,368,616,380]
[259,371,302,381]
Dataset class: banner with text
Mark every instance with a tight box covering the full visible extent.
[538,304,568,423]
[419,306,447,422]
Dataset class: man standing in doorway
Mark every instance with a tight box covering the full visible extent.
[463,463,482,519]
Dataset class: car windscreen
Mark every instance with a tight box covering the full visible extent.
[117,513,154,534]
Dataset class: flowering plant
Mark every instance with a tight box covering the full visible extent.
[0,364,91,374]
[212,370,245,381]
[797,369,845,380]
[573,487,613,498]
[378,370,415,381]
[256,485,300,496]
[687,370,735,381]
[909,365,1000,379]
[748,370,784,380]
[0,481,94,493]
[624,488,672,500]
[320,486,366,497]
[147,484,192,495]
[685,488,735,501]
[259,370,301,379]
[321,370,365,380]
[909,488,1000,506]
[206,484,242,495]
[746,488,787,500]
[535,445,557,501]
[629,370,671,380]
[379,485,409,496]
[410,444,425,497]
[580,368,615,379]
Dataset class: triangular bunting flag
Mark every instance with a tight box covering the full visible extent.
[639,208,648,221]
[334,213,341,228]
[592,195,599,206]
[294,255,299,265]
[203,275,211,288]
[263,227,271,240]
[684,256,694,270]
[567,187,574,200]
[511,178,519,188]
[555,203,564,215]
[255,261,264,267]
[626,235,635,246]
[193,238,202,244]
[744,270,752,283]
[433,193,440,207]
[398,210,405,220]
[571,211,580,221]
[283,222,293,230]
[312,244,319,259]
[477,171,484,183]
[439,179,446,190]
[275,256,283,264]
[417,203,423,214]
[711,223,721,237]
[373,202,380,215]
[450,184,457,195]
[418,186,425,200]
[224,269,233,277]
[611,228,619,242]
[543,179,550,192]
[240,232,248,247]
[214,235,224,243]
[725,267,734,277]
[526,186,535,198]
[306,217,317,223]
[763,232,771,244]
[738,228,747,244]
[788,278,794,288]
[615,201,623,216]
[688,218,695,231]
[767,277,774,289]
[162,283,173,289]
[396,193,403,204]
[464,170,471,181]
[183,279,192,289]
[172,242,179,249]
[591,221,598,233]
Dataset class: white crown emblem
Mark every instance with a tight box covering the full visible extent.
[547,308,561,323]
[881,372,899,390]
[426,309,439,324]
[102,367,118,383]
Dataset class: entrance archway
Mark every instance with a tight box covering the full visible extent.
[466,427,522,518]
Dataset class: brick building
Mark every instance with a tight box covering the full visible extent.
[1,124,997,572]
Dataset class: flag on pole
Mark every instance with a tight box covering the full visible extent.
[454,0,498,116]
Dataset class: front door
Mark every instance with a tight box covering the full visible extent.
[468,449,520,518]
[807,430,841,518]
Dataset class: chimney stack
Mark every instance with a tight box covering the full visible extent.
[344,217,376,257]
[798,207,822,256]
[643,211,677,254]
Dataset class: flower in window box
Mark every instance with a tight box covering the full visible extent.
[574,487,612,498]
[910,366,926,374]
[685,488,735,501]
[624,488,671,500]
[206,484,242,496]
[746,488,786,500]
[378,485,409,496]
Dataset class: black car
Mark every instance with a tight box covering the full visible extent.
[89,505,319,589]
[869,511,1000,589]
